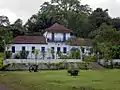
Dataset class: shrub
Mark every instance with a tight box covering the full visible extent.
[14,53,21,59]
[20,50,29,59]
[77,62,89,70]
[84,56,98,62]
[67,63,79,76]
[0,58,3,69]
[6,51,12,59]
[70,48,81,59]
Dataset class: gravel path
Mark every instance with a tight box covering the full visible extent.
[0,84,10,90]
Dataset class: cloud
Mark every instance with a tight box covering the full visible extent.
[82,0,120,18]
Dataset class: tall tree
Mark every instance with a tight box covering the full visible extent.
[112,17,120,31]
[91,23,120,59]
[10,19,25,37]
[25,0,91,37]
[89,8,112,32]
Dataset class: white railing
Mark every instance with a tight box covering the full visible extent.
[3,59,82,64]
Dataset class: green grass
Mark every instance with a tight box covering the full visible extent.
[0,70,120,90]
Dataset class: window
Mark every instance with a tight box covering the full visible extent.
[63,33,66,41]
[51,47,54,51]
[81,47,85,53]
[12,46,15,53]
[52,33,54,41]
[22,46,25,51]
[63,47,67,53]
[32,46,35,53]
[41,47,45,52]
[57,47,60,53]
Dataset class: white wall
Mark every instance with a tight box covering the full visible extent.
[44,32,71,41]
[8,44,71,59]
[8,44,91,59]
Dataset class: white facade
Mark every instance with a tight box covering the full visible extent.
[7,24,91,60]
[44,31,71,42]
[8,43,91,59]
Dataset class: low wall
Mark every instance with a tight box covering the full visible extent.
[99,59,120,66]
[3,59,82,64]
[2,59,87,71]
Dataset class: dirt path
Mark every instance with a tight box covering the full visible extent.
[0,84,10,90]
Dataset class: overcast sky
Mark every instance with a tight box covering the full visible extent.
[0,0,120,24]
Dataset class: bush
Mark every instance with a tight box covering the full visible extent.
[6,51,12,59]
[67,63,79,76]
[0,58,3,69]
[84,56,98,62]
[0,64,11,71]
[67,69,79,76]
[77,62,89,70]
[14,53,21,59]
[20,50,29,59]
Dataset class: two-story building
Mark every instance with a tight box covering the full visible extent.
[7,23,92,59]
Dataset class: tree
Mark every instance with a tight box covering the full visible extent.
[0,16,10,27]
[0,15,12,54]
[0,28,13,52]
[89,8,112,32]
[112,17,120,31]
[24,14,56,35]
[10,19,25,37]
[70,47,80,59]
[91,23,120,61]
[25,0,91,37]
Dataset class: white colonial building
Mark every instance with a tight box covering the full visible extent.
[7,23,92,60]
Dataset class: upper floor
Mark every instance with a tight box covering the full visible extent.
[44,23,72,42]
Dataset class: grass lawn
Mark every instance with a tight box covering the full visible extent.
[0,69,120,90]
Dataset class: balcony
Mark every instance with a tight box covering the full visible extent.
[47,38,66,42]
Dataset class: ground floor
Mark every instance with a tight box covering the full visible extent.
[7,43,91,59]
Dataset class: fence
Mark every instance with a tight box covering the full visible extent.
[3,59,83,64]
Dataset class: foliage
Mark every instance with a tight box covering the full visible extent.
[0,27,13,52]
[25,0,92,38]
[32,49,39,59]
[0,57,3,69]
[0,15,10,27]
[20,50,29,59]
[89,8,112,31]
[51,49,55,59]
[84,56,98,62]
[70,48,80,59]
[14,53,21,59]
[41,51,46,59]
[6,51,12,59]
[10,19,25,37]
[90,23,120,60]
[112,17,120,31]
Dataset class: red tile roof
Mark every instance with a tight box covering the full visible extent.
[71,38,92,46]
[45,23,72,33]
[14,36,47,44]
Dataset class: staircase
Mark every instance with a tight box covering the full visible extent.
[89,62,105,70]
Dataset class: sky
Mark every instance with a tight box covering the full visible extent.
[0,0,120,24]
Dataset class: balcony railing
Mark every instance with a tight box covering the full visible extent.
[47,39,66,42]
